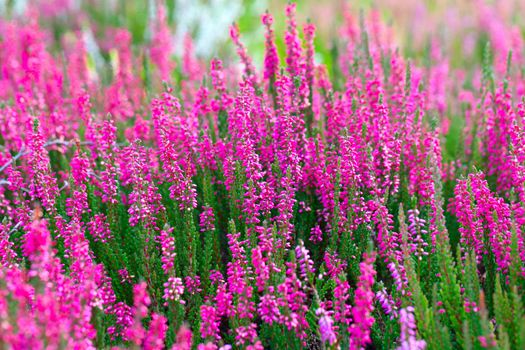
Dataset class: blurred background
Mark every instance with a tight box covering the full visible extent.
[0,0,523,73]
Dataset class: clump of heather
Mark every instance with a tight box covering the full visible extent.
[1,1,525,349]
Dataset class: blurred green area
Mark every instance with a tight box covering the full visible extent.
[0,0,359,70]
[2,0,524,78]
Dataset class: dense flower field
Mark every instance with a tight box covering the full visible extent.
[1,1,525,349]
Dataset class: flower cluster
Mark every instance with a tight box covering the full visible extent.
[0,1,525,349]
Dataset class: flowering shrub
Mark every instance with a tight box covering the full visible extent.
[1,1,525,349]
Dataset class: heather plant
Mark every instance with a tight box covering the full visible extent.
[1,1,525,349]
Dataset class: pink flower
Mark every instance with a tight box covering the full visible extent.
[348,252,377,349]
[397,307,426,350]
[316,307,337,345]
[163,276,185,306]
[261,12,279,82]
[200,206,215,232]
